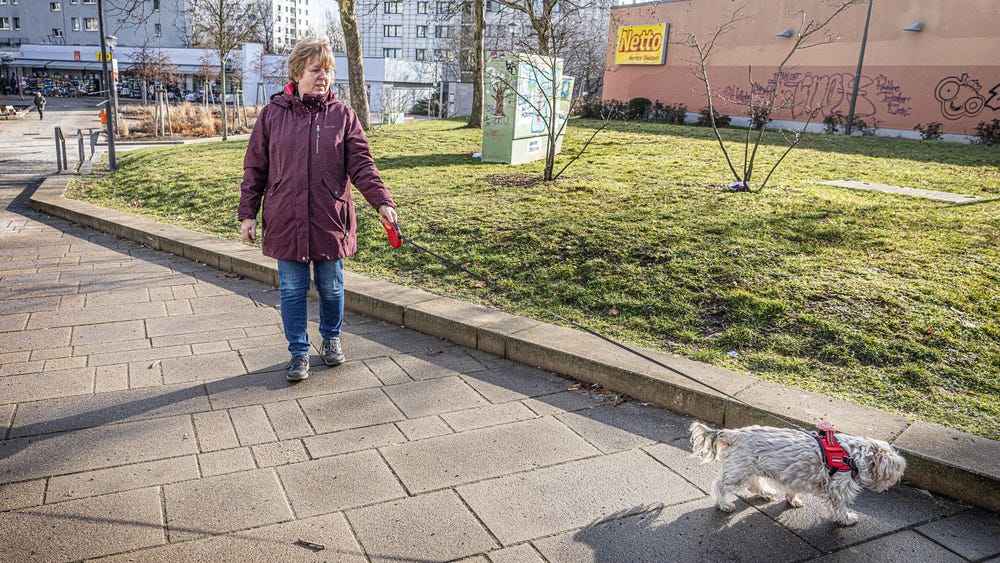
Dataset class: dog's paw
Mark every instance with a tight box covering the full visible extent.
[786,494,804,508]
[836,512,860,526]
[717,502,736,513]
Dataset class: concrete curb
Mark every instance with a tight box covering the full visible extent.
[29,171,1000,514]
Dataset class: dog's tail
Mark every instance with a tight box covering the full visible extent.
[689,422,726,463]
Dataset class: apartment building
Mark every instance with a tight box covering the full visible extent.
[0,0,186,49]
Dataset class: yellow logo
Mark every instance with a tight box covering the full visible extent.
[615,23,669,65]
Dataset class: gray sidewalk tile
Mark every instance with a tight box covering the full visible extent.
[0,366,94,405]
[277,450,407,517]
[191,341,231,355]
[129,360,164,388]
[643,439,716,493]
[344,326,453,359]
[204,363,384,410]
[0,479,46,511]
[0,326,71,354]
[83,287,150,308]
[299,387,405,434]
[555,401,693,453]
[441,401,536,433]
[263,400,314,440]
[188,294,260,314]
[29,345,72,360]
[43,356,87,371]
[0,487,165,562]
[146,308,281,338]
[532,497,819,562]
[10,383,210,438]
[94,364,130,393]
[0,403,13,436]
[915,509,1000,560]
[486,544,546,563]
[348,490,498,562]
[0,295,60,315]
[0,359,48,377]
[89,344,191,368]
[382,376,490,418]
[73,337,149,357]
[198,447,256,477]
[164,299,194,316]
[758,482,964,552]
[192,410,240,452]
[0,414,197,483]
[163,468,293,542]
[302,423,406,459]
[459,365,573,404]
[392,347,486,380]
[363,356,413,386]
[152,327,246,348]
[381,417,601,494]
[160,350,247,384]
[26,301,167,330]
[811,530,965,562]
[252,439,309,467]
[229,404,278,446]
[47,456,200,502]
[458,450,703,545]
[97,512,366,562]
[0,312,27,332]
[395,415,453,441]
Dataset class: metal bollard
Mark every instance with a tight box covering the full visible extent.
[54,126,67,173]
[77,129,85,168]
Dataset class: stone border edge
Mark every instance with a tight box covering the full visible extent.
[28,172,999,513]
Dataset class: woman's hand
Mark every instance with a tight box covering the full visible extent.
[378,204,397,228]
[240,218,257,243]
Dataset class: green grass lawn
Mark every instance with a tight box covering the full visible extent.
[67,118,1000,440]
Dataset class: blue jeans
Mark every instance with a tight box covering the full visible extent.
[277,259,344,357]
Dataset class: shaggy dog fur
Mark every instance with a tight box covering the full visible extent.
[689,422,907,525]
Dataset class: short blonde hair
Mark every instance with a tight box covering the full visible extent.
[287,37,335,82]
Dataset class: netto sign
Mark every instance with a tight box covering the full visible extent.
[615,23,669,65]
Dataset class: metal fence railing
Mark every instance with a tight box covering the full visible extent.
[55,127,101,173]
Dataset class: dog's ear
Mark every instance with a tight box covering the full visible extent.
[868,442,906,490]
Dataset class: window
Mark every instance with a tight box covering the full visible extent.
[71,17,80,31]
[433,49,452,61]
[83,0,95,3]
[0,18,9,31]
[415,48,426,61]
[416,25,427,38]
[383,48,400,59]
[84,18,98,31]
[383,25,401,37]
[434,25,452,38]
[52,27,64,37]
[13,17,19,29]
[383,0,401,14]
[0,0,8,5]
[436,1,452,14]
[154,23,161,36]
[416,1,427,13]
[70,0,77,4]
[50,1,61,11]
[153,0,159,10]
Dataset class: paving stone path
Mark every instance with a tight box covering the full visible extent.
[1,98,999,562]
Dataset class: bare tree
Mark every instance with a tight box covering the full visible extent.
[339,0,371,130]
[128,44,180,104]
[247,0,277,54]
[680,0,865,191]
[323,9,347,53]
[185,0,262,140]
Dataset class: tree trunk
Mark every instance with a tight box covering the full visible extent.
[220,53,228,140]
[466,0,484,128]
[340,0,371,130]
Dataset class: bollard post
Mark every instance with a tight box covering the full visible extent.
[77,129,85,168]
[54,126,64,173]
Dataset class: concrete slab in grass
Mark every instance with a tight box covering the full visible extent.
[277,450,407,517]
[893,420,1000,512]
[810,530,965,563]
[382,376,489,418]
[728,380,911,441]
[343,272,440,326]
[458,450,702,545]
[299,387,405,434]
[0,487,165,562]
[916,509,1000,561]
[0,415,198,483]
[381,417,600,494]
[97,512,366,562]
[555,401,694,453]
[348,490,497,562]
[47,455,200,501]
[164,468,293,542]
[404,298,513,349]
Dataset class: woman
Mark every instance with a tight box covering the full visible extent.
[238,37,397,382]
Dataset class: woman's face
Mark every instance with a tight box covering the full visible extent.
[297,57,333,96]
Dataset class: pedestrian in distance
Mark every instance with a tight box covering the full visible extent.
[238,36,398,383]
[33,92,46,120]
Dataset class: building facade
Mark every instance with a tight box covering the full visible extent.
[0,0,187,49]
[604,0,1000,138]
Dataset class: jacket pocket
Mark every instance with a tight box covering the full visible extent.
[266,178,282,196]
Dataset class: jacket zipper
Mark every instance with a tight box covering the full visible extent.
[315,123,320,154]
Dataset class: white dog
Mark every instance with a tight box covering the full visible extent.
[689,422,907,525]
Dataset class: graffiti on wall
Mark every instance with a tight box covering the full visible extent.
[934,74,1000,120]
[721,71,913,121]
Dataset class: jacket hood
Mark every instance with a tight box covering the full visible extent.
[270,81,341,111]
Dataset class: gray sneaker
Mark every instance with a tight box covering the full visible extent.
[285,354,310,382]
[321,337,345,366]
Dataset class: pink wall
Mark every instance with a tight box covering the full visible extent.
[603,0,1000,135]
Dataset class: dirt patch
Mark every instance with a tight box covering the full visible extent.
[482,172,544,188]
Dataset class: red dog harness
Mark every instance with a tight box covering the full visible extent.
[813,422,859,478]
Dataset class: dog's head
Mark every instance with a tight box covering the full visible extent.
[856,438,907,492]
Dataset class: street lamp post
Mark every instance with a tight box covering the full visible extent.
[96,0,116,169]
[506,21,520,52]
[845,0,873,136]
[106,35,119,134]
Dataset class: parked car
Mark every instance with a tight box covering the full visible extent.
[184,91,204,103]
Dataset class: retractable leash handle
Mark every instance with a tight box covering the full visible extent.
[383,220,403,249]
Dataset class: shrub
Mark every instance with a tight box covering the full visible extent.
[823,111,844,134]
[973,118,1000,146]
[696,107,730,127]
[410,96,440,116]
[662,102,688,124]
[627,97,652,120]
[913,121,944,141]
[572,95,604,118]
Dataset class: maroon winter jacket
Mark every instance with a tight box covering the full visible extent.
[238,86,394,262]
